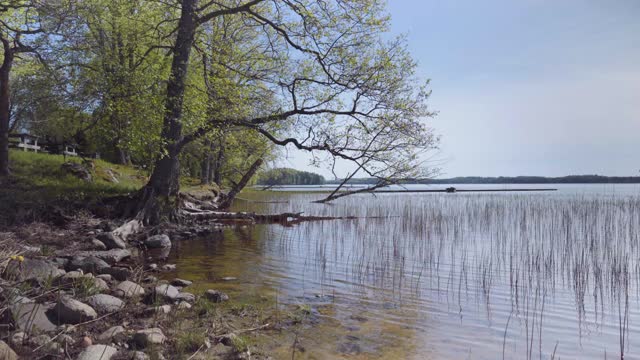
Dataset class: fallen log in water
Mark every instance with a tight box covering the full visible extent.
[182,210,359,225]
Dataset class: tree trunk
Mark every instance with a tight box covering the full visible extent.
[0,49,13,177]
[212,140,224,185]
[201,139,211,184]
[219,158,263,209]
[135,0,197,224]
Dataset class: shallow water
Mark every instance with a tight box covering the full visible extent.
[168,184,640,359]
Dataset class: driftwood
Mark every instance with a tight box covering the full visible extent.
[182,210,358,225]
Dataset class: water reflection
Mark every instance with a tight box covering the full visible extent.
[167,186,640,359]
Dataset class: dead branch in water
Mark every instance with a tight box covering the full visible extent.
[182,210,359,226]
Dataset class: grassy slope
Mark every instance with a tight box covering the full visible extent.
[0,150,148,225]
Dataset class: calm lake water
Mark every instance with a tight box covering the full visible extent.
[168,184,640,359]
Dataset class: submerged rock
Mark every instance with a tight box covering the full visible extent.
[145,234,171,248]
[204,290,229,303]
[171,278,192,287]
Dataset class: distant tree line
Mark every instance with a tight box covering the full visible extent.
[257,168,325,186]
[328,175,640,185]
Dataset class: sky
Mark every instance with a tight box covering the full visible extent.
[277,0,640,178]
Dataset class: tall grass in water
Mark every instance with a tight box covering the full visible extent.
[247,192,640,358]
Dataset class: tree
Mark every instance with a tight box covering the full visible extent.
[52,0,170,165]
[133,0,265,223]
[131,0,437,223]
[0,1,49,175]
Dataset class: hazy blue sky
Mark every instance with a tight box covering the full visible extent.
[279,0,640,178]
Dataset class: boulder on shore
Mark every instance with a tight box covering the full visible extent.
[75,249,131,264]
[145,234,171,249]
[153,284,180,302]
[96,325,125,343]
[86,294,124,314]
[96,232,127,250]
[53,296,98,324]
[4,258,65,282]
[0,340,18,360]
[114,280,145,298]
[66,256,110,273]
[133,328,166,348]
[76,345,118,360]
[10,302,58,333]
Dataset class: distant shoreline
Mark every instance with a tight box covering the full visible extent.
[326,175,640,185]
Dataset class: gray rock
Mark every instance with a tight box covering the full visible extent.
[52,257,69,267]
[9,332,26,347]
[10,302,57,332]
[100,266,131,281]
[114,281,145,298]
[91,238,107,250]
[75,249,131,264]
[62,270,85,280]
[177,301,192,310]
[0,340,18,360]
[131,351,150,360]
[57,334,74,346]
[67,256,110,273]
[96,326,125,343]
[147,263,158,271]
[161,264,176,271]
[93,277,110,292]
[86,294,124,314]
[204,290,229,303]
[3,258,65,282]
[171,278,192,287]
[30,334,51,347]
[145,234,171,249]
[96,232,127,250]
[53,296,98,324]
[153,284,179,301]
[96,274,112,281]
[143,305,171,316]
[76,345,118,360]
[61,162,92,182]
[104,169,119,183]
[133,328,166,348]
[9,294,35,305]
[142,276,157,283]
[175,292,196,303]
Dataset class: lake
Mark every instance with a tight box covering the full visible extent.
[167,184,640,359]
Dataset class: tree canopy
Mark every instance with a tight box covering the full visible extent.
[0,0,438,223]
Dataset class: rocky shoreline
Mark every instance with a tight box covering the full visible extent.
[0,218,277,359]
